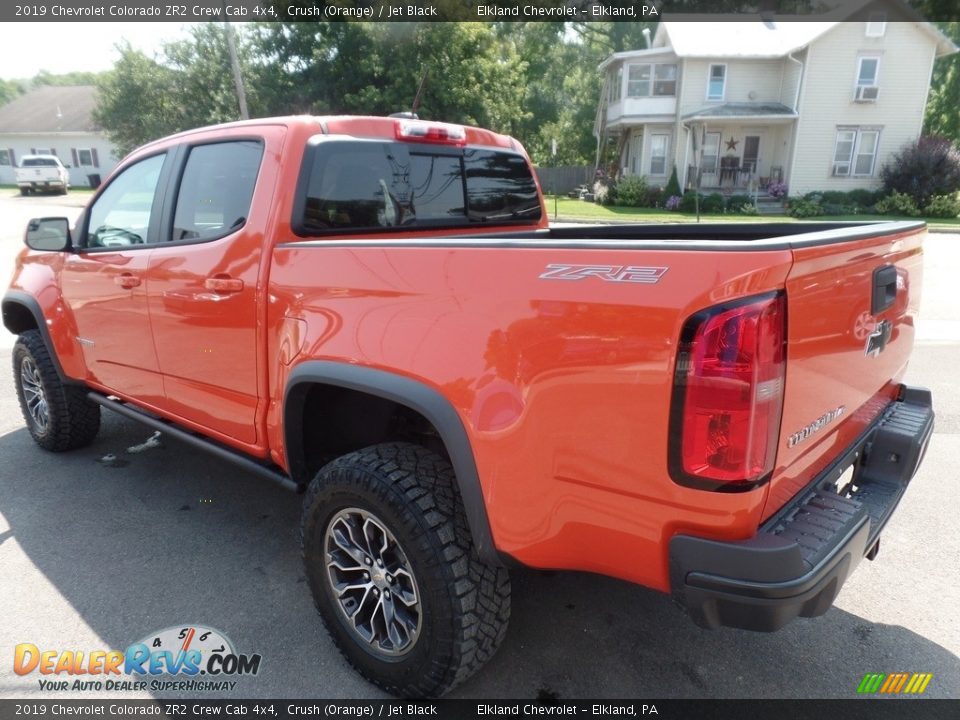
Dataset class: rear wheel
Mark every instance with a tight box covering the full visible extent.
[19,187,29,196]
[13,330,100,451]
[301,442,510,697]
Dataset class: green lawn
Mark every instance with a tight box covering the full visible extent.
[545,196,960,232]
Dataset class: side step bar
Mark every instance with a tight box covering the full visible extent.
[87,392,301,493]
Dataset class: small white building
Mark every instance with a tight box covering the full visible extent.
[594,1,958,196]
[0,85,118,188]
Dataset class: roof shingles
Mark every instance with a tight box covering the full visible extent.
[0,86,99,134]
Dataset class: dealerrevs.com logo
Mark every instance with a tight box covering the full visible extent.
[14,625,262,692]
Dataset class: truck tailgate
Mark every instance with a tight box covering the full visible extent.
[763,224,925,520]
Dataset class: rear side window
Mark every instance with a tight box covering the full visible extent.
[172,140,263,242]
[298,140,540,233]
[23,158,58,167]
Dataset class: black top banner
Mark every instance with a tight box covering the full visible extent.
[0,700,957,720]
[5,0,960,23]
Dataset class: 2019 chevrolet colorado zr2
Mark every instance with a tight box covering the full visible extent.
[4,115,934,696]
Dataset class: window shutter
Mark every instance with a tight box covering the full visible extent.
[7,149,14,166]
[92,148,99,168]
[30,148,36,154]
[71,148,79,167]
[50,148,57,156]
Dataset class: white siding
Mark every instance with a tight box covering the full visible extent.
[0,133,118,187]
[679,58,786,114]
[789,21,937,194]
[779,47,806,109]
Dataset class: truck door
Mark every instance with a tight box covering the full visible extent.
[60,152,170,402]
[146,134,275,447]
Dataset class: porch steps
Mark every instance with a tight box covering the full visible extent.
[755,195,787,215]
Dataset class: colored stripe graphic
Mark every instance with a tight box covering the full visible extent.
[857,673,933,694]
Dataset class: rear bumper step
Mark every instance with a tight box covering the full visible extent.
[669,384,934,632]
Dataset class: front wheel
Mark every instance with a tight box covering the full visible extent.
[301,442,510,697]
[13,330,100,451]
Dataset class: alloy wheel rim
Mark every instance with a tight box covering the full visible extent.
[324,507,422,657]
[20,357,49,434]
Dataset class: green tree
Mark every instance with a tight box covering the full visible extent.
[924,22,960,141]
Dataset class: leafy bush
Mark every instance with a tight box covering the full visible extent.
[665,195,682,211]
[788,197,824,218]
[767,181,788,199]
[726,194,752,212]
[645,185,665,208]
[702,193,725,213]
[664,167,681,199]
[880,136,960,207]
[738,203,760,216]
[847,188,883,208]
[679,190,702,213]
[613,175,648,207]
[924,194,960,218]
[875,191,921,217]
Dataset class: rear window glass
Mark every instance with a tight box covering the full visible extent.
[299,140,540,233]
[23,158,58,167]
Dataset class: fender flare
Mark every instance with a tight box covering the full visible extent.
[2,290,75,383]
[284,360,502,566]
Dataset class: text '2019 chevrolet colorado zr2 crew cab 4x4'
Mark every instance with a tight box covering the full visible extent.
[4,115,934,697]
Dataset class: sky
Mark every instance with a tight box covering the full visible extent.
[0,23,200,80]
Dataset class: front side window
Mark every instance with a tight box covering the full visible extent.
[857,57,879,86]
[608,66,623,102]
[627,64,652,97]
[86,153,165,248]
[865,13,887,36]
[299,141,540,233]
[833,128,880,177]
[653,64,678,96]
[707,64,726,100]
[172,140,263,242]
[649,134,669,176]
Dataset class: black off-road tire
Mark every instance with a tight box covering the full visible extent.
[13,330,100,451]
[301,442,510,697]
[19,187,29,196]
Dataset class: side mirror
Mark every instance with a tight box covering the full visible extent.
[25,217,71,252]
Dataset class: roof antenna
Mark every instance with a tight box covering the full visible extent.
[390,67,428,120]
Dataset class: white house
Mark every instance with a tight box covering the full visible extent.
[0,86,118,188]
[594,1,958,197]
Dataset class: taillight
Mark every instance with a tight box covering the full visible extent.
[669,292,786,492]
[395,119,466,145]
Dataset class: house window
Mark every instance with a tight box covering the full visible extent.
[865,13,887,37]
[77,149,94,167]
[0,149,10,166]
[609,66,623,102]
[833,127,880,177]
[627,65,651,97]
[707,64,726,100]
[653,64,677,96]
[701,131,721,175]
[855,57,880,101]
[33,148,52,155]
[649,134,669,176]
[626,64,677,98]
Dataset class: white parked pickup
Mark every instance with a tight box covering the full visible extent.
[16,155,70,195]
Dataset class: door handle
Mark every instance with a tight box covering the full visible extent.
[114,273,140,289]
[204,276,244,294]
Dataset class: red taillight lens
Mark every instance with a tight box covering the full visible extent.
[669,292,786,492]
[395,119,466,145]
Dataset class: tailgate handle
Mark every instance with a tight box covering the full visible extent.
[872,265,897,315]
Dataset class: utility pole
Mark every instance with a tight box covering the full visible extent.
[222,16,249,120]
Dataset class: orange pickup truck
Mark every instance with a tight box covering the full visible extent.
[4,116,934,697]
